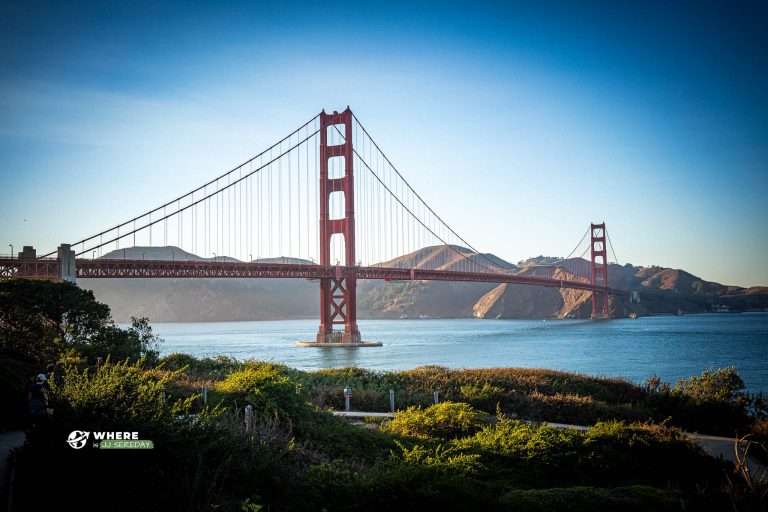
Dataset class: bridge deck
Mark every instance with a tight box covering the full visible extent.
[0,258,628,296]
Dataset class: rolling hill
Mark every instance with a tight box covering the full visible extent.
[80,245,768,322]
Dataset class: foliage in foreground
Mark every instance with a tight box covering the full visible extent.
[11,358,760,512]
[295,364,763,435]
[1,277,764,510]
[0,278,161,366]
[14,360,303,511]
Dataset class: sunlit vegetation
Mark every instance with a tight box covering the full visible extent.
[2,278,766,510]
[11,357,754,511]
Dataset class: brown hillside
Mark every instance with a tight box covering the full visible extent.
[82,245,768,322]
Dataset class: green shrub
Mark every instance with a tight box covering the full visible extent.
[643,367,753,434]
[673,366,745,402]
[394,441,484,475]
[454,417,581,463]
[459,382,505,410]
[454,418,724,489]
[300,411,396,461]
[75,317,161,365]
[499,485,681,512]
[160,352,240,379]
[382,402,486,440]
[212,362,396,462]
[53,358,193,430]
[215,362,308,423]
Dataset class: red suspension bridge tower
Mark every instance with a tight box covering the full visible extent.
[590,222,610,319]
[316,108,361,344]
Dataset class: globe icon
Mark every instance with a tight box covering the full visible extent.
[67,430,89,449]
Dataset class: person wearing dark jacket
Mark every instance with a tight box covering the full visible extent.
[28,374,50,421]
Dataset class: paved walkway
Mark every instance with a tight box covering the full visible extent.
[332,411,394,419]
[0,431,25,498]
[687,432,766,475]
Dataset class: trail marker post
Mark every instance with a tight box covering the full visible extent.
[244,405,253,433]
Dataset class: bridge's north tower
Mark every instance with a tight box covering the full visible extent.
[590,222,610,319]
[316,108,361,343]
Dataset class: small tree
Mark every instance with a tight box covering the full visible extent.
[76,317,161,365]
[0,279,161,364]
[0,279,109,362]
[673,367,745,403]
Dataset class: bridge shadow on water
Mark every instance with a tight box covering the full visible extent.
[314,346,361,368]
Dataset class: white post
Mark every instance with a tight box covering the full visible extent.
[201,385,207,405]
[244,405,253,433]
[390,389,395,413]
[434,390,439,405]
[343,387,352,413]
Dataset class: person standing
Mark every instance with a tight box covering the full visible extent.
[45,363,63,387]
[28,374,50,424]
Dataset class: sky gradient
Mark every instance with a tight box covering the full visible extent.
[1,1,767,286]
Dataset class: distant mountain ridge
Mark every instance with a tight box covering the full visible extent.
[100,246,313,265]
[81,245,768,322]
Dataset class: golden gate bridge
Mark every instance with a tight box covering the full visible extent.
[0,107,628,345]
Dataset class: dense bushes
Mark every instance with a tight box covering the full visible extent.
[14,360,291,511]
[298,364,762,436]
[215,362,308,423]
[9,356,752,511]
[383,402,486,440]
[642,367,763,434]
[384,405,724,492]
[212,362,395,462]
[3,282,764,510]
[296,365,656,429]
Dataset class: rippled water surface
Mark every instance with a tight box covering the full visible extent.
[149,313,768,392]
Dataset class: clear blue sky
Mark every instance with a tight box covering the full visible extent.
[1,1,766,287]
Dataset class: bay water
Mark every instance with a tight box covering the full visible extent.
[149,312,768,393]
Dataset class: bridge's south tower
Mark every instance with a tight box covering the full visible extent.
[317,108,361,343]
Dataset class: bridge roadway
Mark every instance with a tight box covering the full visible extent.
[0,257,628,296]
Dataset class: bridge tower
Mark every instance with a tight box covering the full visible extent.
[316,108,361,343]
[590,222,610,319]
